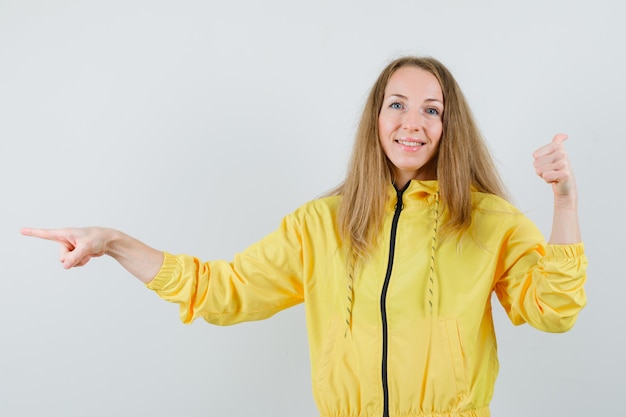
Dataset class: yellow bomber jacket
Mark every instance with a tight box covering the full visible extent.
[147,180,587,417]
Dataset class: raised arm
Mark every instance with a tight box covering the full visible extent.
[20,227,163,284]
[532,133,581,244]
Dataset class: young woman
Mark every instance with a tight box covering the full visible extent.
[22,56,587,417]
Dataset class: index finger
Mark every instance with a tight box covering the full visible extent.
[20,227,67,242]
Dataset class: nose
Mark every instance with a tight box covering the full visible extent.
[401,107,424,131]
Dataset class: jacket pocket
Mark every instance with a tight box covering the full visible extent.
[444,319,468,397]
[315,319,341,390]
[314,319,361,407]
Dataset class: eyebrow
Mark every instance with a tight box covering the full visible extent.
[386,94,444,105]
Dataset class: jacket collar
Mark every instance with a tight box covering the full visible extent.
[387,180,439,210]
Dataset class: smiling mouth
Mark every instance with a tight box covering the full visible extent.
[396,139,426,147]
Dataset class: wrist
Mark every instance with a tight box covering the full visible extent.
[102,228,126,258]
[553,194,578,211]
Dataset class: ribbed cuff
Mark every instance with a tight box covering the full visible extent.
[545,242,585,259]
[146,251,179,290]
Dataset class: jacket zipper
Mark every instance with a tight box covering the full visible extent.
[380,184,406,417]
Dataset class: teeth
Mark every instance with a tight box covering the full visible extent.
[397,140,423,147]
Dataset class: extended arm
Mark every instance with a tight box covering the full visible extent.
[494,134,587,332]
[533,133,581,244]
[20,227,163,284]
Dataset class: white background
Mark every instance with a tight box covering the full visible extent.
[1,0,624,416]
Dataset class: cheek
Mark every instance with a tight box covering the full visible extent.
[377,117,387,135]
[378,111,399,134]
[426,121,443,142]
[377,122,389,148]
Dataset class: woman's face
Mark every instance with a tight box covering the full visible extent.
[378,66,444,187]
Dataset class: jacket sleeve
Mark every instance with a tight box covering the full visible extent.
[494,218,588,333]
[145,211,306,326]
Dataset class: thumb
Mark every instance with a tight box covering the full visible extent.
[60,244,88,269]
[552,133,568,146]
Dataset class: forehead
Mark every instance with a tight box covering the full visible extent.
[385,66,443,101]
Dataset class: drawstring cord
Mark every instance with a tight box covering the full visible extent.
[345,251,357,337]
[428,190,440,315]
[344,189,441,337]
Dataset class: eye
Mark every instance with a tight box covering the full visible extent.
[425,107,440,116]
[389,102,404,110]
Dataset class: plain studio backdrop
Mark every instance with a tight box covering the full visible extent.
[1,1,623,416]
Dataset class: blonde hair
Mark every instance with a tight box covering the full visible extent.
[331,56,508,259]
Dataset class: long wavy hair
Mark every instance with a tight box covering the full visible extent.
[330,56,509,259]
